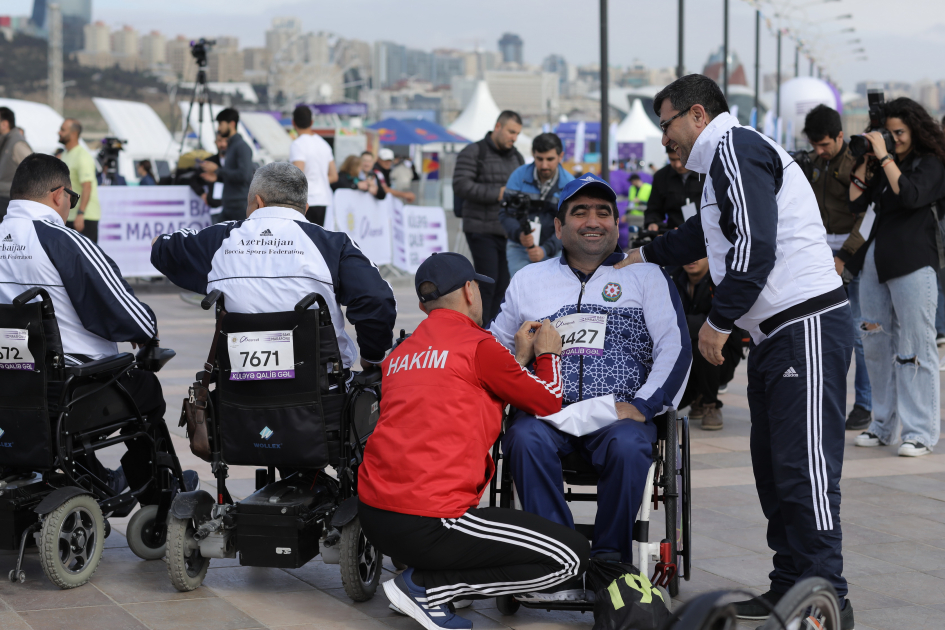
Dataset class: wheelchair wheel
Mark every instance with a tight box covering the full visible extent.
[496,594,520,615]
[166,514,210,591]
[126,505,167,561]
[663,415,680,598]
[38,494,105,589]
[339,516,381,602]
[760,578,841,630]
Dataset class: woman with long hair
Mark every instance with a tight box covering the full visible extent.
[848,97,945,457]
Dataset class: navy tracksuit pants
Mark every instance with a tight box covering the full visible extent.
[748,306,852,598]
[502,414,656,564]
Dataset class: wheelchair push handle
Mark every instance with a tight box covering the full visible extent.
[13,287,52,309]
[201,289,223,311]
[294,292,329,313]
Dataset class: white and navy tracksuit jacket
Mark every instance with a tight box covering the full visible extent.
[491,252,691,421]
[642,112,851,598]
[151,206,397,367]
[0,201,157,362]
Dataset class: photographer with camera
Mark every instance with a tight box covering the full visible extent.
[499,133,574,277]
[848,96,945,458]
[57,118,101,242]
[98,138,127,186]
[200,108,254,223]
[645,146,703,231]
[801,105,871,431]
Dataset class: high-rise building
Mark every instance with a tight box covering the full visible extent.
[266,17,302,61]
[486,70,559,116]
[209,46,245,83]
[498,33,523,65]
[82,20,109,54]
[32,0,91,52]
[301,32,331,66]
[140,31,166,65]
[110,25,138,57]
[542,54,569,87]
[432,50,466,87]
[167,35,197,81]
[374,41,406,88]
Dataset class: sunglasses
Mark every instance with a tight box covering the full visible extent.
[51,185,80,209]
[659,106,692,135]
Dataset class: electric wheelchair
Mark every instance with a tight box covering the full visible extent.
[0,287,184,588]
[165,290,384,602]
[488,408,692,614]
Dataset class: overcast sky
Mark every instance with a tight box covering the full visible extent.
[10,0,945,91]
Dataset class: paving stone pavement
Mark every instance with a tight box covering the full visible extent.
[3,286,945,630]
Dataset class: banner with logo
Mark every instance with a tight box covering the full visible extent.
[392,204,448,273]
[98,186,212,277]
[333,188,392,266]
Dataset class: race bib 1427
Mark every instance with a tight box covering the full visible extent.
[227,330,296,381]
[0,328,35,371]
[552,314,608,357]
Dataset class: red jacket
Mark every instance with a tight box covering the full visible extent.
[358,309,562,518]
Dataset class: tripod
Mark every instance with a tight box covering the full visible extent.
[178,62,213,160]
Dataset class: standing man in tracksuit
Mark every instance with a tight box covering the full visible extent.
[620,75,854,629]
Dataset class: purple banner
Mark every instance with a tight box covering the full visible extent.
[229,369,296,381]
[305,103,369,117]
[618,142,644,161]
[0,362,35,370]
[561,347,605,357]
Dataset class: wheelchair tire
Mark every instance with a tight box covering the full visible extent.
[38,493,105,589]
[166,514,210,592]
[339,516,381,602]
[663,415,679,598]
[126,505,167,561]
[495,594,520,615]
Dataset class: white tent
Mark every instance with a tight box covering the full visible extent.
[93,98,176,161]
[615,98,665,167]
[448,80,532,159]
[0,98,64,155]
[240,112,292,161]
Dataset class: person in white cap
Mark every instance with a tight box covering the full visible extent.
[375,148,416,204]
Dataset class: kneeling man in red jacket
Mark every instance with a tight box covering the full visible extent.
[359,252,589,630]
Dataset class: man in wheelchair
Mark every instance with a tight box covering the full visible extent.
[0,154,197,497]
[358,253,589,630]
[151,162,397,373]
[490,174,691,601]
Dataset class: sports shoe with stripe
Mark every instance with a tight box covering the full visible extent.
[383,568,473,630]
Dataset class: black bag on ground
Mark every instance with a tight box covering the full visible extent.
[587,558,670,630]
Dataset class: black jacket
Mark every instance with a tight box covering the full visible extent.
[644,164,704,229]
[849,153,945,283]
[331,171,385,200]
[453,132,524,236]
[216,133,255,215]
[671,267,715,339]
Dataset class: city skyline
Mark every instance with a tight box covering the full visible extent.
[8,0,945,90]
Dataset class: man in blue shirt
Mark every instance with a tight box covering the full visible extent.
[500,133,574,277]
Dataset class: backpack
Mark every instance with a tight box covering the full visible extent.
[453,139,524,219]
[586,558,670,630]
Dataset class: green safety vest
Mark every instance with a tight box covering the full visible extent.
[628,183,652,215]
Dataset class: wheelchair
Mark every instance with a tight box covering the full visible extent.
[488,408,692,614]
[164,290,383,602]
[0,287,184,588]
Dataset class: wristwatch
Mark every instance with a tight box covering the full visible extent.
[76,210,85,215]
[878,154,894,167]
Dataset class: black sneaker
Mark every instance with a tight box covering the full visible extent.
[106,467,128,495]
[841,599,855,630]
[845,405,871,431]
[734,589,785,620]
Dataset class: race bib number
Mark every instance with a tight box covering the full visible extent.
[0,328,35,371]
[227,330,295,381]
[552,314,607,357]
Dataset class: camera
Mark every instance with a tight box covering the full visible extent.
[789,149,814,182]
[97,137,126,175]
[502,192,547,241]
[190,38,216,68]
[849,90,896,159]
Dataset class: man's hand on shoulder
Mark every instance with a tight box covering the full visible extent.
[615,402,646,423]
[613,248,644,270]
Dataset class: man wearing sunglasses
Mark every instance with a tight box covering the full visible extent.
[0,153,198,498]
[616,74,854,629]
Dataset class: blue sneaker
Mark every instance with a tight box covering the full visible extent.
[182,470,200,492]
[382,568,473,630]
[106,467,128,495]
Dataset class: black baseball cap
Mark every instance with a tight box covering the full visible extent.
[415,252,494,303]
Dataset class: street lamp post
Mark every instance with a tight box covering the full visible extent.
[754,9,760,130]
[600,0,609,181]
[776,30,782,131]
[677,0,685,78]
[722,0,729,98]
[795,45,799,77]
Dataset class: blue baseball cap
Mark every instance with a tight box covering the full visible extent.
[557,172,618,211]
[415,252,494,303]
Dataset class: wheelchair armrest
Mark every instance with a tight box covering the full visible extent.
[135,344,176,372]
[65,353,135,378]
[351,367,382,387]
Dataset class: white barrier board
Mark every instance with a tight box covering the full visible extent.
[392,204,448,273]
[333,188,392,266]
[98,186,212,277]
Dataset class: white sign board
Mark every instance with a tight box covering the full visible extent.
[333,188,392,266]
[392,204,449,273]
[98,186,212,277]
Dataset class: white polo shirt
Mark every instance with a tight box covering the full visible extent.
[289,132,334,207]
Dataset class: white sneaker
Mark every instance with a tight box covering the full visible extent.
[854,431,882,447]
[718,383,729,394]
[898,441,931,457]
[452,600,472,609]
